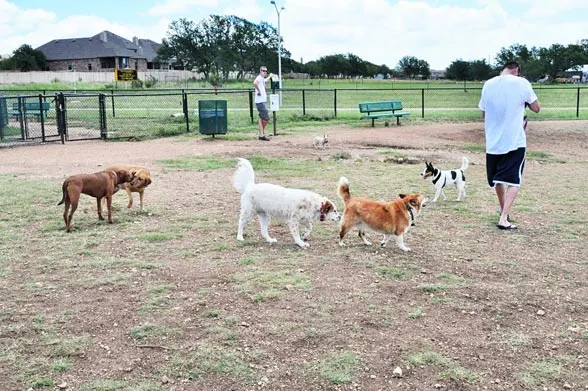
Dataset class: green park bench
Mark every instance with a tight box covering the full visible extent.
[359,100,410,127]
[10,101,51,119]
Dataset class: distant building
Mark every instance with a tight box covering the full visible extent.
[565,64,588,83]
[430,69,446,79]
[36,31,172,72]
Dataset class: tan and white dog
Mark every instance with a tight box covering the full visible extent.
[337,177,428,252]
[233,158,340,248]
[104,164,152,211]
[312,134,328,149]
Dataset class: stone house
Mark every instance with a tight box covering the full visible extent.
[36,31,166,72]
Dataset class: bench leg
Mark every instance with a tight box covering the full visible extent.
[371,118,375,127]
[396,116,400,126]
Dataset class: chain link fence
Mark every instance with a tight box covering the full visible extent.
[2,86,587,145]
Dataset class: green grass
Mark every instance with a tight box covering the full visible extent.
[44,334,92,359]
[233,268,312,302]
[419,283,450,294]
[167,343,255,381]
[308,351,360,385]
[129,323,178,341]
[375,266,408,280]
[78,379,126,391]
[519,358,565,388]
[5,79,588,143]
[406,351,479,384]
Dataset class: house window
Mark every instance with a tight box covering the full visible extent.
[88,61,92,71]
[120,57,129,68]
[100,58,115,69]
[67,60,73,71]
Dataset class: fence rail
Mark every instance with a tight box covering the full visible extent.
[1,86,587,145]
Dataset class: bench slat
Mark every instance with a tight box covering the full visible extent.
[12,102,51,111]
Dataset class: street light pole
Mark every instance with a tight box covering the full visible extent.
[270,1,284,100]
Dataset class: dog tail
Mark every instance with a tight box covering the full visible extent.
[57,182,67,205]
[233,158,255,194]
[337,176,351,203]
[460,156,469,172]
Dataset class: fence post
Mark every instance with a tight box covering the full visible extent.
[99,93,107,139]
[577,87,580,118]
[111,89,115,118]
[334,89,337,118]
[38,94,46,142]
[302,89,306,116]
[56,93,66,144]
[248,90,254,124]
[17,97,26,140]
[183,92,190,132]
[421,89,425,118]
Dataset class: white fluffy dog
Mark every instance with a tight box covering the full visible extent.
[232,158,341,248]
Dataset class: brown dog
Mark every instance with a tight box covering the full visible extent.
[58,169,134,232]
[337,176,428,252]
[104,164,152,211]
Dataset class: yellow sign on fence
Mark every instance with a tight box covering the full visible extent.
[114,69,137,81]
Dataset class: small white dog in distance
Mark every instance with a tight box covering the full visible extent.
[420,156,469,202]
[312,134,328,149]
[232,158,341,248]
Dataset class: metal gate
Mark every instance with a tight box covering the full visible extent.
[0,94,62,143]
[61,93,104,141]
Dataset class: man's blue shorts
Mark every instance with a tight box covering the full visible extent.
[486,147,526,187]
[256,102,270,121]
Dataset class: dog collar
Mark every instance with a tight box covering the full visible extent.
[407,204,416,226]
[319,202,326,221]
[407,205,415,221]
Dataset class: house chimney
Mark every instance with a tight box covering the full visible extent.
[100,31,107,42]
[133,36,138,46]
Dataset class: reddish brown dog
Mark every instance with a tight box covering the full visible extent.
[58,169,134,232]
[104,164,152,211]
[337,176,428,252]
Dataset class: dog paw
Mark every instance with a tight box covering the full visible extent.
[297,242,310,249]
[339,241,346,247]
[237,235,245,241]
[399,246,411,252]
[267,237,277,243]
[363,241,372,246]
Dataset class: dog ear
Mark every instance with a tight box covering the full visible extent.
[398,193,407,199]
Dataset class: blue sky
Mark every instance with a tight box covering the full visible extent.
[2,0,587,69]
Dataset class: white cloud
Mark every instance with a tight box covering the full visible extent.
[148,0,218,17]
[1,0,587,69]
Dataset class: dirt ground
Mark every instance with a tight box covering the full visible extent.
[1,120,587,391]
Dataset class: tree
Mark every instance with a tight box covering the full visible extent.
[346,53,367,77]
[469,60,492,80]
[445,60,470,81]
[397,56,430,79]
[0,44,47,71]
[158,15,286,81]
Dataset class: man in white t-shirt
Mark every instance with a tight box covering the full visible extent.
[478,61,540,230]
[253,66,274,141]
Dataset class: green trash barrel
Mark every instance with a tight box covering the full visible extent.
[198,100,227,135]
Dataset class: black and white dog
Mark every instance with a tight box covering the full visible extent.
[420,157,469,202]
